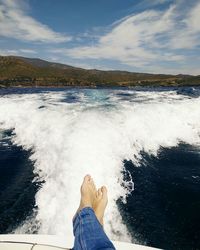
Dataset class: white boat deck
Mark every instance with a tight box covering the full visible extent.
[0,235,159,250]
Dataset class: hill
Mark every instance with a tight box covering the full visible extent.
[0,56,199,87]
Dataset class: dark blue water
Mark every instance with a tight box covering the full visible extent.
[0,130,41,233]
[120,144,200,250]
[1,86,200,97]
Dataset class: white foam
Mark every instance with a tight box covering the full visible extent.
[0,90,200,242]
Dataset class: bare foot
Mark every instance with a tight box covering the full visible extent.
[73,175,97,220]
[93,186,108,226]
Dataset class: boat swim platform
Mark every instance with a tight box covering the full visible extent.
[0,235,160,250]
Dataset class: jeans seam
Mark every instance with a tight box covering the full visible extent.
[79,213,87,250]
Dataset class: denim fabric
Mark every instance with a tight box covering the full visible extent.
[72,207,116,250]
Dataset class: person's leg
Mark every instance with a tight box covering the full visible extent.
[72,175,115,250]
[73,207,115,250]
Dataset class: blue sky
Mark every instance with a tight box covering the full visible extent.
[0,0,200,75]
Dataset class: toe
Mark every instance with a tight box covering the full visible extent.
[90,178,97,191]
[84,175,91,182]
[97,188,102,197]
[101,186,107,195]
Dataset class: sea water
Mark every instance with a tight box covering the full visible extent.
[0,87,200,249]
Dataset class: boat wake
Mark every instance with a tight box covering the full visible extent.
[0,88,200,243]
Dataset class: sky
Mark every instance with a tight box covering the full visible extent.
[0,0,200,75]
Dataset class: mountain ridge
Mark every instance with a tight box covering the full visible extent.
[0,55,199,87]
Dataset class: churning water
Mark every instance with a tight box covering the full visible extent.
[0,87,200,249]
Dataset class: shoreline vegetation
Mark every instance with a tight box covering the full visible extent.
[0,56,200,88]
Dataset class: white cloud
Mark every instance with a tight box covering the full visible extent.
[19,49,37,54]
[134,0,171,9]
[0,48,37,56]
[0,0,71,43]
[0,49,19,55]
[167,1,200,49]
[62,1,200,74]
[65,5,182,66]
[187,2,200,32]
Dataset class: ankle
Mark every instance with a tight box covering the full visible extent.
[81,200,93,209]
[96,214,104,226]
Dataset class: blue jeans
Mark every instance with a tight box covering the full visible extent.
[72,207,116,250]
